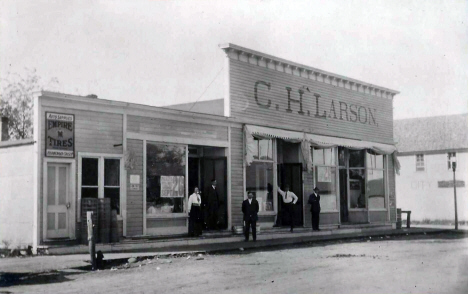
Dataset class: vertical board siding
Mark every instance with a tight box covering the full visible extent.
[230,126,244,226]
[388,156,397,222]
[126,139,144,236]
[39,106,123,243]
[127,115,228,141]
[229,59,394,145]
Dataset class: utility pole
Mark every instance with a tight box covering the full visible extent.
[87,211,96,270]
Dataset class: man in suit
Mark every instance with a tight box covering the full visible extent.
[242,192,259,242]
[204,179,220,230]
[308,187,321,231]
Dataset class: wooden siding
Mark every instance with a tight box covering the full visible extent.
[369,211,387,223]
[39,106,123,243]
[126,139,143,236]
[320,212,340,225]
[229,59,394,145]
[147,218,186,228]
[127,115,228,141]
[230,125,244,226]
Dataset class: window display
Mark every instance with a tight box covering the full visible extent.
[146,143,186,215]
[246,162,274,212]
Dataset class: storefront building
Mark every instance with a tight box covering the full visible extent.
[0,44,400,251]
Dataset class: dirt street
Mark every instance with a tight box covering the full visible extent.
[2,233,468,294]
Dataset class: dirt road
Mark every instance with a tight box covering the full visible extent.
[2,233,468,294]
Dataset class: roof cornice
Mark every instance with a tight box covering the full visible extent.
[219,43,400,99]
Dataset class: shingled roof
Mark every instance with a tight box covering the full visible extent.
[394,113,468,153]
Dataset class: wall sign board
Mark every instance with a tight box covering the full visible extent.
[45,112,75,158]
[228,57,396,144]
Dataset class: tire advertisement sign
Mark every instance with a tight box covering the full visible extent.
[45,112,75,158]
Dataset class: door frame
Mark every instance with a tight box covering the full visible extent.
[42,158,76,241]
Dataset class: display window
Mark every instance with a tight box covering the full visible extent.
[246,138,275,212]
[312,147,338,211]
[146,143,186,215]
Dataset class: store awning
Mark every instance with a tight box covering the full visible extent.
[244,125,400,173]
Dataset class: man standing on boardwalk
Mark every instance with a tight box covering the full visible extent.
[277,184,298,232]
[204,179,220,230]
[242,192,259,242]
[308,187,321,231]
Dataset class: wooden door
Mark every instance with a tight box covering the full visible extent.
[46,164,70,239]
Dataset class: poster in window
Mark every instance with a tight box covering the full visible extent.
[317,166,331,182]
[160,176,185,197]
[45,112,75,158]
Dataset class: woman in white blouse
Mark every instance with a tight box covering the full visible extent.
[188,187,203,237]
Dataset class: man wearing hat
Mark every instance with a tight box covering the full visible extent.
[308,187,321,231]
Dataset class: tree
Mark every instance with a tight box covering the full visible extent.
[0,69,58,140]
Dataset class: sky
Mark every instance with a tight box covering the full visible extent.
[1,0,467,120]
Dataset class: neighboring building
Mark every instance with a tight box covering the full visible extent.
[394,114,468,221]
[0,44,400,251]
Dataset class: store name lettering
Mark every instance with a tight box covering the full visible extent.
[254,81,378,126]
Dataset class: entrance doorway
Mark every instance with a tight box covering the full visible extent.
[339,168,349,223]
[201,157,227,229]
[278,163,303,227]
[46,163,71,239]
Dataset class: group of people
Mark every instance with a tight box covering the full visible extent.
[187,179,222,237]
[242,184,322,242]
[188,179,322,241]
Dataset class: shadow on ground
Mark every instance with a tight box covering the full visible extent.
[0,270,85,288]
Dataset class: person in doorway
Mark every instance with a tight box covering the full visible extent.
[277,184,298,232]
[188,187,203,237]
[204,179,220,230]
[242,192,259,242]
[308,187,321,231]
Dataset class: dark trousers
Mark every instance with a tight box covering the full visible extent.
[285,203,295,231]
[206,205,219,230]
[244,219,257,241]
[311,210,320,230]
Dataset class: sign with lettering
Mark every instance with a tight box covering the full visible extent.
[160,176,185,198]
[229,59,394,144]
[45,112,75,158]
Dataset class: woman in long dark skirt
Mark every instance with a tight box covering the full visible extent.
[188,187,203,237]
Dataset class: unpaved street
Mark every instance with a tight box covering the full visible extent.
[3,233,468,294]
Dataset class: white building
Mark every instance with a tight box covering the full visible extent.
[394,114,468,221]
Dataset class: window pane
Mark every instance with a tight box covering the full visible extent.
[82,187,98,198]
[366,152,384,169]
[105,159,120,186]
[104,187,120,214]
[252,140,259,160]
[315,166,337,210]
[338,147,347,167]
[258,139,272,160]
[82,158,98,186]
[312,149,324,165]
[349,169,366,208]
[368,170,385,209]
[324,148,335,165]
[246,162,274,212]
[146,143,186,215]
[349,150,365,168]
